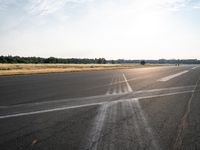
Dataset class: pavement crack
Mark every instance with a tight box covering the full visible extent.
[173,77,200,150]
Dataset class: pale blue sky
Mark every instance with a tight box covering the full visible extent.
[0,0,200,59]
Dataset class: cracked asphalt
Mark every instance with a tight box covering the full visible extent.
[0,65,200,150]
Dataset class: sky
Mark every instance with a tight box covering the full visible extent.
[0,0,200,59]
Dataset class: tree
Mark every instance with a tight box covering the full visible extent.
[140,60,146,65]
[111,60,115,64]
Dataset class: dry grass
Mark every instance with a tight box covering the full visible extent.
[0,63,166,75]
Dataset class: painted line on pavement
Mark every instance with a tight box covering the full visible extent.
[123,73,133,92]
[134,85,195,94]
[191,66,199,70]
[157,70,189,82]
[0,85,195,109]
[0,90,195,120]
[0,102,103,119]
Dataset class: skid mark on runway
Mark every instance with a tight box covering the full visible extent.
[106,75,122,95]
[131,99,160,150]
[83,103,110,150]
[106,75,115,95]
[106,73,132,95]
[84,99,160,150]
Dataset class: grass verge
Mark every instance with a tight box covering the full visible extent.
[0,64,167,75]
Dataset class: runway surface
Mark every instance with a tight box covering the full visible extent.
[0,65,200,150]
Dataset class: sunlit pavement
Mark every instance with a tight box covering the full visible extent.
[0,65,200,150]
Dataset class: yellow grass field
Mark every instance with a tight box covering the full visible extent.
[0,63,166,75]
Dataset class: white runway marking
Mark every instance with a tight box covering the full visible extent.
[134,85,195,94]
[191,66,199,70]
[106,73,133,95]
[0,102,103,119]
[0,85,195,109]
[0,89,195,119]
[123,73,133,92]
[157,70,189,82]
[111,90,195,104]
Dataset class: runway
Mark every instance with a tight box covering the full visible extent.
[0,65,199,150]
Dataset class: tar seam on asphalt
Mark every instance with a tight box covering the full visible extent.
[173,76,200,150]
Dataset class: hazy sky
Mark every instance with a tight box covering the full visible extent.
[0,0,200,59]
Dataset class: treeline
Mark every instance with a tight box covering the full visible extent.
[108,59,200,64]
[0,56,107,64]
[0,56,200,64]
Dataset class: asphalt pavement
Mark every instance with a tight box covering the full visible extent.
[0,65,200,150]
